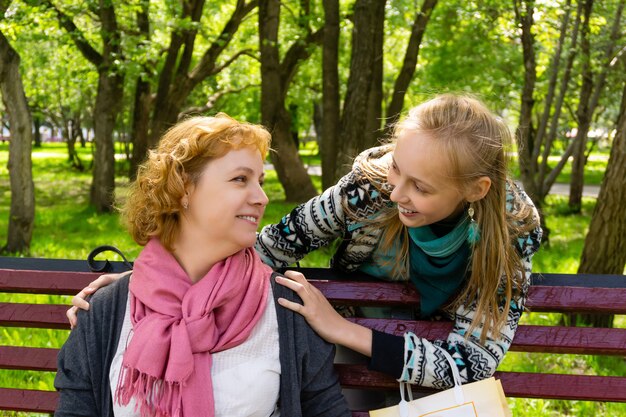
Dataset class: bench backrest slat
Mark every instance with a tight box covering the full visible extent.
[309,280,626,314]
[350,318,626,355]
[2,268,625,313]
[0,388,59,413]
[0,346,59,371]
[335,364,626,402]
[0,303,71,329]
[0,269,96,295]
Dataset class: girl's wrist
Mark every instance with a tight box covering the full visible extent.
[333,320,373,357]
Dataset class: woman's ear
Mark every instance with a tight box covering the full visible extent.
[181,175,193,209]
[466,176,492,203]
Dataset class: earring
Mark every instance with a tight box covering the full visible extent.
[183,201,189,210]
[467,205,480,245]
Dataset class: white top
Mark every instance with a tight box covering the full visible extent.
[109,284,281,417]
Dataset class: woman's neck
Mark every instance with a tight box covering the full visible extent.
[171,235,238,283]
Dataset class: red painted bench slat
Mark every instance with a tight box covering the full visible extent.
[0,388,58,413]
[525,286,626,314]
[0,269,96,295]
[2,269,625,314]
[350,319,626,355]
[310,280,626,314]
[0,303,71,329]
[335,365,626,402]
[0,346,59,371]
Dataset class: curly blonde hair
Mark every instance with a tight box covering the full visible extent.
[123,114,271,251]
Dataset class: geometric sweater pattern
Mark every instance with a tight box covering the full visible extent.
[256,146,543,388]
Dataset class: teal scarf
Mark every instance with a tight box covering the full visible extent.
[408,218,470,317]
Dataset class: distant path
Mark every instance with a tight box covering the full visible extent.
[265,164,601,198]
[549,183,600,198]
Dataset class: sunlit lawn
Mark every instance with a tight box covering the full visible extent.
[0,142,624,416]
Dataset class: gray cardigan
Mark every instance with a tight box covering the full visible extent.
[54,273,350,417]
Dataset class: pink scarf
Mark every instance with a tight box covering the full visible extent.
[115,239,271,417]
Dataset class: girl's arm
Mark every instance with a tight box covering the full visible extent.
[256,180,348,267]
[277,252,538,388]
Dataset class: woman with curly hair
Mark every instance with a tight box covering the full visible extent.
[54,115,349,417]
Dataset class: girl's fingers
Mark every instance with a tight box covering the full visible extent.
[277,297,303,313]
[71,293,91,310]
[87,270,131,290]
[66,306,79,329]
[276,275,305,292]
[283,270,309,282]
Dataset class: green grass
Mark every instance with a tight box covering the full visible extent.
[0,142,624,416]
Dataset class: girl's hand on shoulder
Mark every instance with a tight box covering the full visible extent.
[276,271,347,345]
[66,270,132,329]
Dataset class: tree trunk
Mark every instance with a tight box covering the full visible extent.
[532,0,572,169]
[513,0,539,203]
[259,0,318,202]
[569,0,624,212]
[65,114,84,171]
[576,73,626,328]
[90,69,124,212]
[538,0,583,192]
[129,78,151,180]
[321,0,340,189]
[33,114,42,148]
[382,0,438,137]
[363,0,386,149]
[0,29,35,254]
[45,0,125,212]
[128,0,151,180]
[335,0,383,179]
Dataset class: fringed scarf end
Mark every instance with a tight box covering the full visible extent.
[116,365,182,417]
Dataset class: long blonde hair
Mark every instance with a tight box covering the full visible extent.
[123,114,271,251]
[350,94,539,343]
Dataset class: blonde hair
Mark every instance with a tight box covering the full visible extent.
[123,114,271,251]
[350,94,539,343]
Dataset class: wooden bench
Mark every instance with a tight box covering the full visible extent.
[1,257,625,415]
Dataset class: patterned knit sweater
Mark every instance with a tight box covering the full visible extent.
[256,146,542,388]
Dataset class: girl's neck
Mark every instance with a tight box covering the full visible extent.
[429,210,465,237]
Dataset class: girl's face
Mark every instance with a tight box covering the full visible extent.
[180,146,268,253]
[387,131,467,228]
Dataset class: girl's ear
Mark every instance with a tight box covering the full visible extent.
[466,176,492,203]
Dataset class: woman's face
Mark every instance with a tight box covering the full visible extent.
[181,146,268,252]
[387,131,467,228]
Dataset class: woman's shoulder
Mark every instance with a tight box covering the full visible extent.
[87,274,130,315]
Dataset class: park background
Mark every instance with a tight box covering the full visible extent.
[1,0,625,415]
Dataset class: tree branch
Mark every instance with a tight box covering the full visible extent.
[280,27,323,92]
[208,49,255,76]
[177,84,259,119]
[41,0,103,67]
[189,0,258,83]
